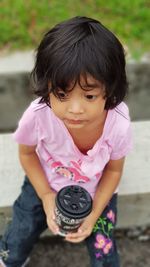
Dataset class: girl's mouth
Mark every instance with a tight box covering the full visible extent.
[65,119,86,124]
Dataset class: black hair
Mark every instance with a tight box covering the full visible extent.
[31,16,128,109]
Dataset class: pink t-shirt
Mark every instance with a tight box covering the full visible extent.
[13,98,133,198]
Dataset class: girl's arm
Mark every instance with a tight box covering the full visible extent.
[19,144,59,234]
[91,157,125,221]
[19,144,53,200]
[65,157,125,242]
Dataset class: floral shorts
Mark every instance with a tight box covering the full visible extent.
[85,194,120,267]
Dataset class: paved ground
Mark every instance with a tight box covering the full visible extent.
[27,229,150,267]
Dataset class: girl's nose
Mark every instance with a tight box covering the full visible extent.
[67,99,84,114]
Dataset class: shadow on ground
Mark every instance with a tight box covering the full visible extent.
[27,235,150,267]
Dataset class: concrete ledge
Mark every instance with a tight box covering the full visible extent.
[0,120,150,233]
[0,120,150,206]
[0,51,34,73]
[118,120,150,195]
[117,193,150,228]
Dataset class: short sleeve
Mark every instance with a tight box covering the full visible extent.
[110,123,133,160]
[13,105,38,146]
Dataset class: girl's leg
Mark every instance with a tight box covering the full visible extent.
[85,194,120,267]
[0,176,47,267]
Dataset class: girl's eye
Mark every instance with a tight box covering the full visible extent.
[85,95,97,100]
[58,92,68,99]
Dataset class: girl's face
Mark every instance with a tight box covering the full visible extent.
[49,75,107,131]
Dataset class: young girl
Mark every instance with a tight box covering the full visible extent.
[0,16,133,267]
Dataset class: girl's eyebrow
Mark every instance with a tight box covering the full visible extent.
[81,82,101,90]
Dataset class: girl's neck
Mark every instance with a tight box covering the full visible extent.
[68,110,108,154]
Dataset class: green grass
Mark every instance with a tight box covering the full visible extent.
[0,0,149,59]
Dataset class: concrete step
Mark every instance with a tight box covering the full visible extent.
[0,120,150,234]
[0,121,150,206]
[0,51,34,73]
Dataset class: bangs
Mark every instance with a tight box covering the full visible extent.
[49,35,106,97]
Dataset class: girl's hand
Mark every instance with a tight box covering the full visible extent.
[42,192,59,235]
[65,211,97,243]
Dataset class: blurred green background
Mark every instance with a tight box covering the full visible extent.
[0,0,149,59]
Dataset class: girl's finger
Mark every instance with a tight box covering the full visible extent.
[65,228,92,243]
[66,228,89,239]
[47,218,59,234]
